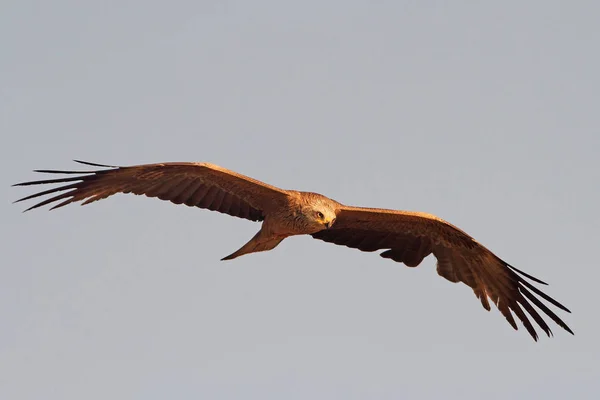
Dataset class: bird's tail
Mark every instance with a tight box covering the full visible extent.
[221,229,284,261]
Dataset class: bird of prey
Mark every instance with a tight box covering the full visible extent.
[14,160,573,341]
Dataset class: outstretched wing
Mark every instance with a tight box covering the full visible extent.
[312,205,573,341]
[14,160,289,221]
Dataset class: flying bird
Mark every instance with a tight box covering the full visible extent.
[13,160,573,341]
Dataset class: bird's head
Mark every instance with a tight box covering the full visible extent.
[300,196,338,232]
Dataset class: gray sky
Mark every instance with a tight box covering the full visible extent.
[2,1,599,399]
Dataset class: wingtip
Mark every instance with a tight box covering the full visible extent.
[558,320,575,336]
[529,327,540,342]
[524,329,539,342]
[73,160,119,168]
[506,262,549,285]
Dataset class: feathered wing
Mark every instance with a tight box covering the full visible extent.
[312,205,573,340]
[13,160,289,221]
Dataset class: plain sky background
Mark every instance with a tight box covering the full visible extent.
[2,1,599,399]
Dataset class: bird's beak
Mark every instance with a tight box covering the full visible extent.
[324,218,336,229]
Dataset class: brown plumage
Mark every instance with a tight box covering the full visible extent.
[13,160,573,341]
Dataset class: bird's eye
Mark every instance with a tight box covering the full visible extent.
[316,211,324,219]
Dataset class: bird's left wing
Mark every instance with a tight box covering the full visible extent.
[312,205,573,340]
[13,160,289,221]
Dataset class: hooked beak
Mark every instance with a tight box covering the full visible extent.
[324,218,336,229]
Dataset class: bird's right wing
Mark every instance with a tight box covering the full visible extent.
[312,205,573,340]
[14,160,290,221]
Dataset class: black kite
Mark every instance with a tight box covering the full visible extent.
[13,160,573,341]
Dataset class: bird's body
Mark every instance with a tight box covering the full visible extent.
[220,191,340,260]
[14,160,573,341]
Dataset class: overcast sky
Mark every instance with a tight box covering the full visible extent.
[2,1,599,399]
